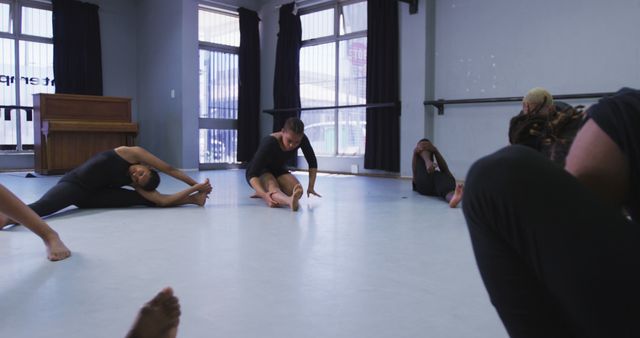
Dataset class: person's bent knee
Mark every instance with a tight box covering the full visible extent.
[464,145,547,212]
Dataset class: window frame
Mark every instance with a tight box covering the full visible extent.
[299,0,367,157]
[197,5,241,169]
[0,0,53,151]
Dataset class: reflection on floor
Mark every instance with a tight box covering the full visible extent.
[0,170,507,338]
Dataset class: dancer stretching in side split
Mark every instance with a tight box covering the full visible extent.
[412,138,463,207]
[0,184,71,261]
[246,117,320,211]
[0,146,212,228]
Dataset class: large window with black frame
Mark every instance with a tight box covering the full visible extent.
[198,5,240,168]
[0,0,54,151]
[299,0,367,158]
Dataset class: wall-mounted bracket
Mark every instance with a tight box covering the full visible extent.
[398,0,418,14]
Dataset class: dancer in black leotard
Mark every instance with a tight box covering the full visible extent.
[0,146,211,225]
[412,139,463,207]
[246,117,320,211]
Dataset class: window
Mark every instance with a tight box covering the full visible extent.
[299,1,367,157]
[0,0,54,151]
[198,7,239,167]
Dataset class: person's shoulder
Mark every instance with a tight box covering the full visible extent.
[258,135,279,150]
[261,135,279,144]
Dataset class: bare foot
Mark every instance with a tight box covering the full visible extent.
[263,191,279,208]
[126,287,181,338]
[290,184,303,211]
[193,191,209,207]
[44,233,71,261]
[449,183,464,208]
[0,213,14,230]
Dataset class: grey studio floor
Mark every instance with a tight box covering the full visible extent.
[0,169,508,338]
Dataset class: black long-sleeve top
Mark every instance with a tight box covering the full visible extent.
[60,150,132,190]
[245,135,318,180]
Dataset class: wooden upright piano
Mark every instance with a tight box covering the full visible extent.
[33,93,138,175]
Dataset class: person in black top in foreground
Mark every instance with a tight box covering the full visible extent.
[246,117,320,211]
[412,139,463,207]
[462,88,640,337]
[1,146,212,227]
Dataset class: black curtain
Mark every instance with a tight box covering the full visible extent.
[52,0,102,95]
[272,2,301,132]
[364,0,400,172]
[237,8,261,162]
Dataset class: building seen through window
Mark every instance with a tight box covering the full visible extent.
[299,1,367,157]
[198,7,239,166]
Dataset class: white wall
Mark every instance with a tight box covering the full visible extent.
[399,2,428,178]
[137,0,186,167]
[135,0,260,169]
[94,0,138,112]
[432,0,640,179]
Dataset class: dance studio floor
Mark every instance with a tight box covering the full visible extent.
[0,170,507,338]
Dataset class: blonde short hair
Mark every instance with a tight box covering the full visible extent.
[523,87,554,112]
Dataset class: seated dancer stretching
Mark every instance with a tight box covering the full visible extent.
[412,138,463,207]
[1,146,212,228]
[245,117,320,211]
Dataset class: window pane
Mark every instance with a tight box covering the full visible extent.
[19,41,54,106]
[199,129,237,164]
[21,7,52,38]
[0,37,16,105]
[199,49,238,119]
[1,110,17,147]
[301,8,333,40]
[340,2,367,35]
[300,43,335,108]
[300,108,335,156]
[198,9,239,47]
[0,3,11,33]
[19,41,54,144]
[19,107,32,145]
[338,108,365,155]
[338,38,366,105]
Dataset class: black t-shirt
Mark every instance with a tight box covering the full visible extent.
[245,135,318,179]
[60,149,133,190]
[587,87,640,221]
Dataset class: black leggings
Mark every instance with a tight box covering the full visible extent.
[414,158,455,199]
[28,181,155,218]
[462,145,640,338]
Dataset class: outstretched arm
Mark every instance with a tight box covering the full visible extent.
[300,135,321,197]
[307,168,321,197]
[117,146,198,186]
[135,179,211,207]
